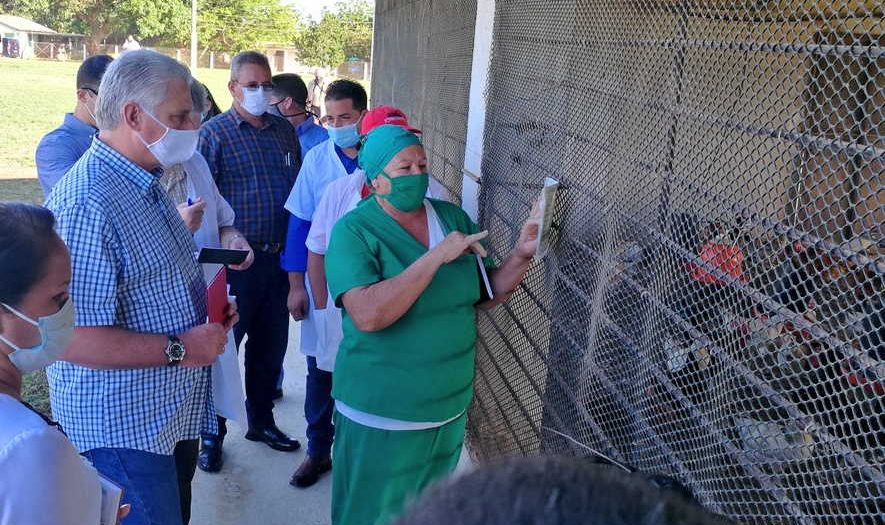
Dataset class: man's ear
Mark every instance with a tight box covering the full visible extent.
[228,80,238,98]
[75,89,90,105]
[121,102,143,131]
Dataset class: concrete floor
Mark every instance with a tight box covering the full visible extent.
[189,319,475,525]
[190,320,332,525]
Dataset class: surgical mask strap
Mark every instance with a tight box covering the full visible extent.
[0,302,38,327]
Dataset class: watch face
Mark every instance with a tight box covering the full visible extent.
[168,341,186,361]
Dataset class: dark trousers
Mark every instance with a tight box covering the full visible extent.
[174,440,199,524]
[305,356,334,458]
[205,251,290,439]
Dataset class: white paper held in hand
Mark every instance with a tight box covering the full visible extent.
[535,177,560,259]
[476,253,494,300]
[98,473,123,525]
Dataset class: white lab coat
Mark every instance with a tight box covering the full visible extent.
[284,139,364,361]
[181,152,247,426]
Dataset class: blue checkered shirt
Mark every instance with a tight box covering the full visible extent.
[199,110,300,245]
[45,139,212,455]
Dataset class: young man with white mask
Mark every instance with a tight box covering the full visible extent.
[280,79,367,488]
[45,50,237,525]
[198,51,302,473]
[35,54,113,197]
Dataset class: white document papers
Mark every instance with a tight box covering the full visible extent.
[535,177,560,259]
[98,473,123,525]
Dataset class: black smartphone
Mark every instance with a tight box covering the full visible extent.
[198,248,249,265]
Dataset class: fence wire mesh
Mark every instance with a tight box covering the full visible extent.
[470,1,884,523]
[370,0,478,203]
[372,0,883,523]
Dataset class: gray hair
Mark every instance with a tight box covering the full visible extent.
[230,51,270,81]
[96,49,193,130]
[190,81,207,114]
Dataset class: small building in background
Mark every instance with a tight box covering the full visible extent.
[0,14,83,60]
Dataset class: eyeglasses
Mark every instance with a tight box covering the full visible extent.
[79,87,98,95]
[237,82,274,91]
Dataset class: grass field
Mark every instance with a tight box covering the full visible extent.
[0,57,235,180]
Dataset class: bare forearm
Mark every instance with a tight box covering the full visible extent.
[62,326,167,369]
[288,271,305,290]
[481,251,533,309]
[307,251,328,309]
[343,250,444,331]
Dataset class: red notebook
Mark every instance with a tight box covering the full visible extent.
[207,266,228,324]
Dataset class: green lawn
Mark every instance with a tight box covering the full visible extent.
[0,57,235,180]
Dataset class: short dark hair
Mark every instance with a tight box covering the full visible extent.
[325,79,368,111]
[393,456,735,525]
[272,73,309,107]
[201,82,223,122]
[76,54,113,91]
[0,203,60,308]
[230,51,271,80]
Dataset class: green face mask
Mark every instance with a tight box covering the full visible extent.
[379,172,429,212]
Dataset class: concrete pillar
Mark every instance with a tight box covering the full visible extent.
[176,49,181,62]
[209,52,215,69]
[461,0,496,221]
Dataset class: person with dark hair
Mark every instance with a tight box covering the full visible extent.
[392,456,735,525]
[280,79,367,488]
[270,72,328,161]
[323,125,540,524]
[46,50,237,525]
[197,51,302,473]
[35,54,113,197]
[200,82,223,123]
[0,203,128,524]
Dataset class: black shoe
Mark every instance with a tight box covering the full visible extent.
[245,424,301,452]
[272,388,284,401]
[198,437,224,473]
[290,455,332,488]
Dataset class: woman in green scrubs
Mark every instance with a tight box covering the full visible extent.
[325,125,540,525]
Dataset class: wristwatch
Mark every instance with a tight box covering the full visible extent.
[165,335,186,366]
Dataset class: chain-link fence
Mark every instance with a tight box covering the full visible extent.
[372,1,883,523]
[371,0,478,203]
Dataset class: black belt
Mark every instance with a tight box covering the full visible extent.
[250,242,283,254]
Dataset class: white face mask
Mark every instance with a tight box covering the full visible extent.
[0,299,76,374]
[241,86,271,117]
[137,108,199,168]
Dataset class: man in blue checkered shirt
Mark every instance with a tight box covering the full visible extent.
[46,50,235,525]
[197,51,302,472]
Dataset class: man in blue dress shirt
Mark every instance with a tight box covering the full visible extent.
[34,54,113,197]
[270,73,329,161]
[197,51,302,473]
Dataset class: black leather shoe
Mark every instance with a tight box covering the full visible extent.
[245,424,301,452]
[290,455,332,488]
[198,437,224,473]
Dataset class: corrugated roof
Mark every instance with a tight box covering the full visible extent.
[0,14,57,34]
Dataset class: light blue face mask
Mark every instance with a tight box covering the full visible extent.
[326,122,361,148]
[0,299,76,374]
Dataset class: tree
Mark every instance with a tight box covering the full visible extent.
[297,0,373,67]
[197,0,301,53]
[1,0,190,51]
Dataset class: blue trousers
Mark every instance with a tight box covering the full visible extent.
[305,356,334,458]
[207,251,290,438]
[83,440,199,525]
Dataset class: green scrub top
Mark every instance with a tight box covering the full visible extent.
[325,197,494,422]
